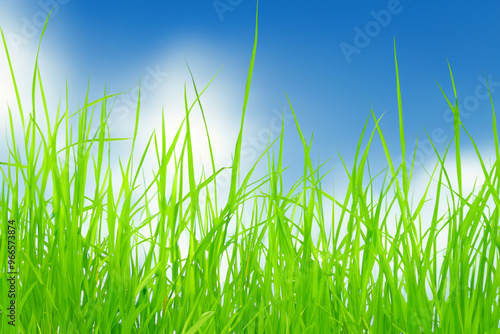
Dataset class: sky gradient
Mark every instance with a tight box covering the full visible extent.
[1,0,500,190]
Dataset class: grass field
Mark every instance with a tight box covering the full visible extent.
[1,6,500,334]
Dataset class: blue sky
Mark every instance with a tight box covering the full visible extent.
[1,0,500,188]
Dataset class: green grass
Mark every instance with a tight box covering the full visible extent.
[1,5,500,334]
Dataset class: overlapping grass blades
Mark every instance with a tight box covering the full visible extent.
[1,3,500,333]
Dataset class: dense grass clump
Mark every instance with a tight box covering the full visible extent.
[1,8,500,334]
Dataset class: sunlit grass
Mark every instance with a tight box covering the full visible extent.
[1,4,500,333]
